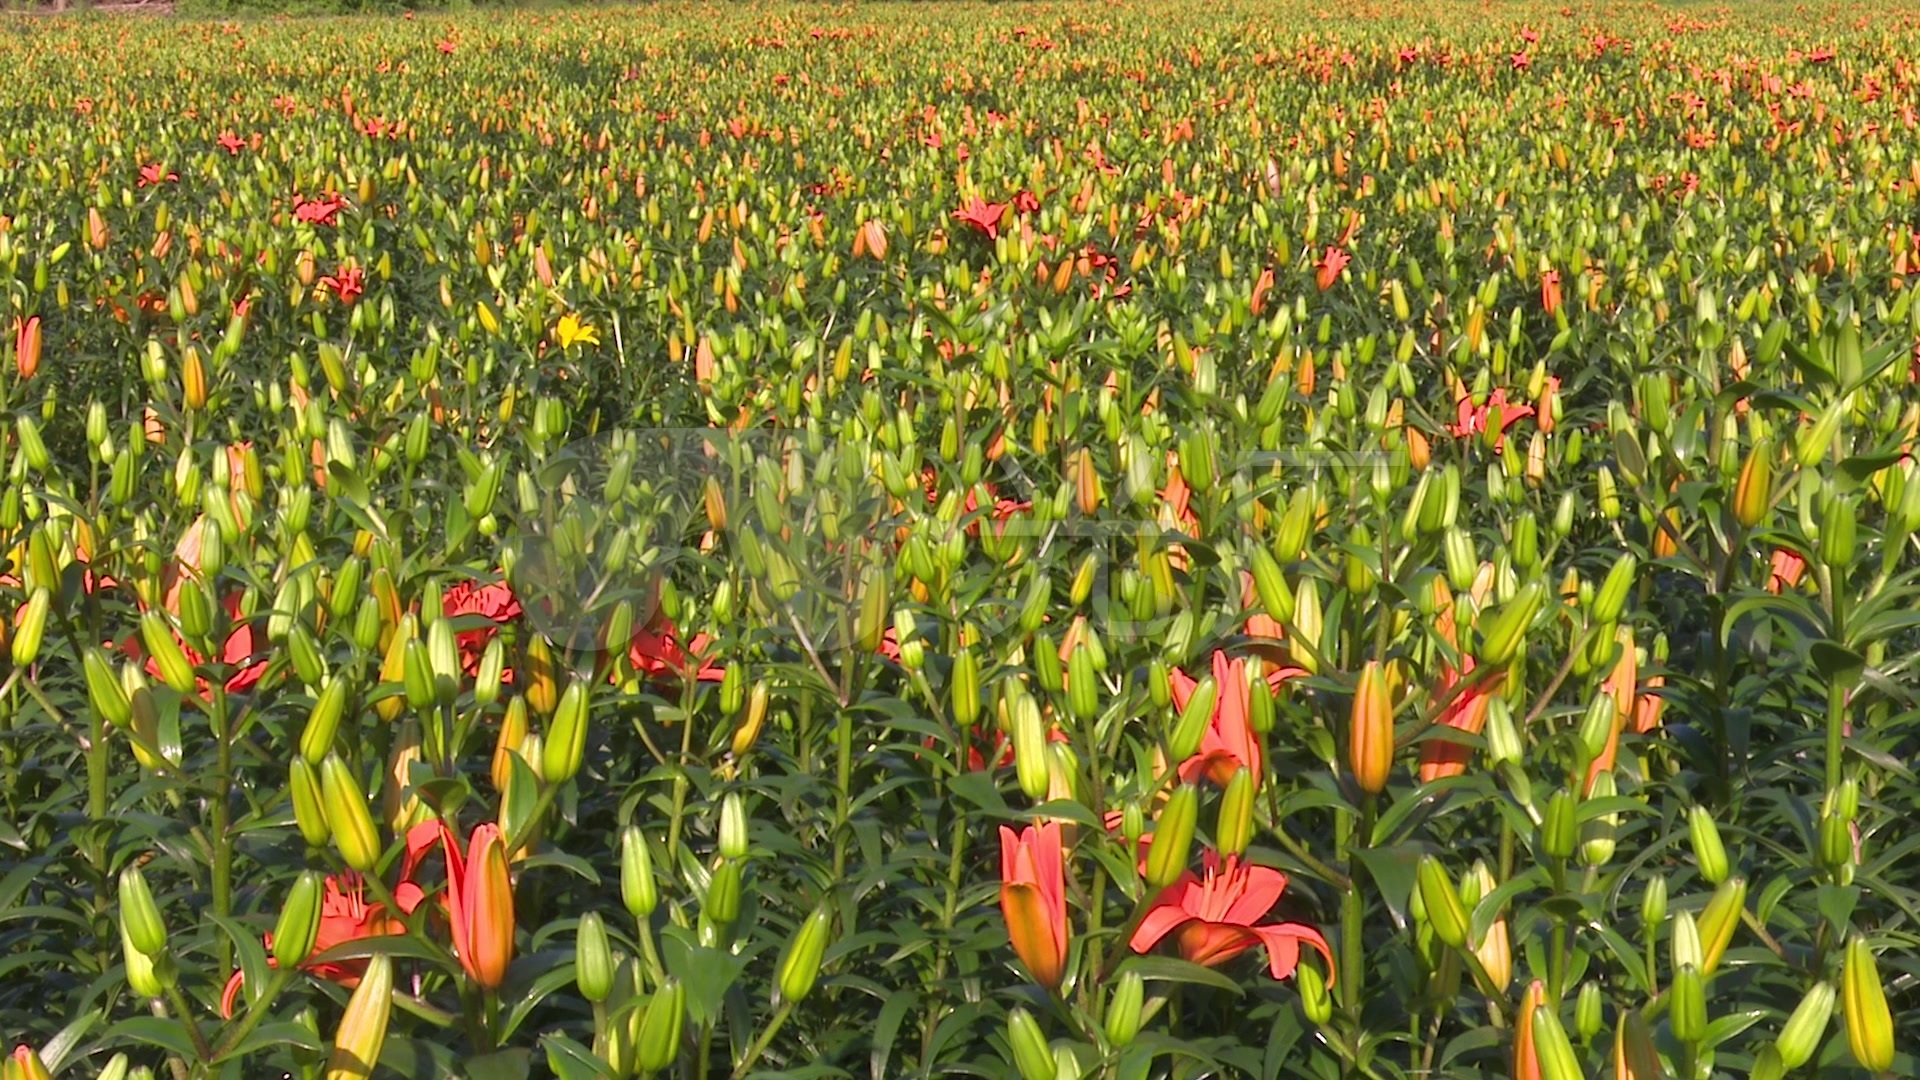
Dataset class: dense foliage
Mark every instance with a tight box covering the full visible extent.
[2,2,1919,1077]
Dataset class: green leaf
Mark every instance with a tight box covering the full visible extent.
[868,989,916,1080]
[1351,844,1422,931]
[542,1034,616,1080]
[1117,955,1246,996]
[463,1048,532,1080]
[100,1017,201,1060]
[660,925,749,1027]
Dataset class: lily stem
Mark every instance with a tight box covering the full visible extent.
[730,1001,792,1080]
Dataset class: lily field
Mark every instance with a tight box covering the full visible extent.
[2,1,1920,1077]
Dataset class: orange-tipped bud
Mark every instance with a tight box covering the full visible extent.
[1513,979,1547,1080]
[1349,661,1392,796]
[999,823,1068,990]
[13,317,41,381]
[448,823,515,990]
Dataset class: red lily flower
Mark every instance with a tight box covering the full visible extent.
[217,131,247,155]
[1315,246,1350,291]
[953,196,1010,240]
[442,580,521,676]
[294,194,345,227]
[627,611,725,683]
[1511,52,1532,71]
[1129,849,1334,981]
[1447,388,1535,448]
[218,859,430,1019]
[137,162,177,188]
[1170,650,1302,787]
[320,264,365,304]
[1012,189,1041,214]
[1416,654,1501,783]
[116,516,266,696]
[999,823,1068,989]
[437,39,456,54]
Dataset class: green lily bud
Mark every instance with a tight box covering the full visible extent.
[1821,492,1857,568]
[1576,691,1615,764]
[475,637,505,709]
[1541,788,1578,861]
[1032,632,1063,695]
[575,912,614,1003]
[1511,512,1539,571]
[1640,873,1667,931]
[1591,552,1637,625]
[289,757,331,848]
[1006,1007,1054,1080]
[1670,964,1706,1044]
[1249,545,1292,627]
[427,616,460,707]
[952,646,981,729]
[1066,641,1099,721]
[1574,982,1603,1043]
[1485,698,1522,767]
[1820,810,1854,881]
[120,908,175,999]
[1104,969,1145,1048]
[118,863,168,958]
[544,680,590,785]
[1697,876,1746,975]
[777,905,833,1006]
[704,858,741,926]
[84,647,132,729]
[1477,582,1543,667]
[1581,771,1619,867]
[1775,981,1835,1070]
[1298,956,1333,1025]
[1688,805,1729,885]
[1417,856,1469,949]
[1842,935,1894,1072]
[1671,910,1703,972]
[1012,690,1050,801]
[718,792,749,861]
[401,638,435,712]
[1145,784,1199,889]
[1168,675,1217,761]
[1530,1002,1583,1080]
[320,754,381,873]
[138,610,196,695]
[621,826,657,918]
[301,676,350,766]
[1216,767,1256,857]
[635,979,685,1074]
[273,870,325,970]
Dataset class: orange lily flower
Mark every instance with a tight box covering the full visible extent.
[1447,387,1535,448]
[1128,849,1334,980]
[999,822,1068,990]
[1767,548,1807,593]
[219,856,433,1019]
[1417,654,1500,783]
[1171,650,1302,787]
